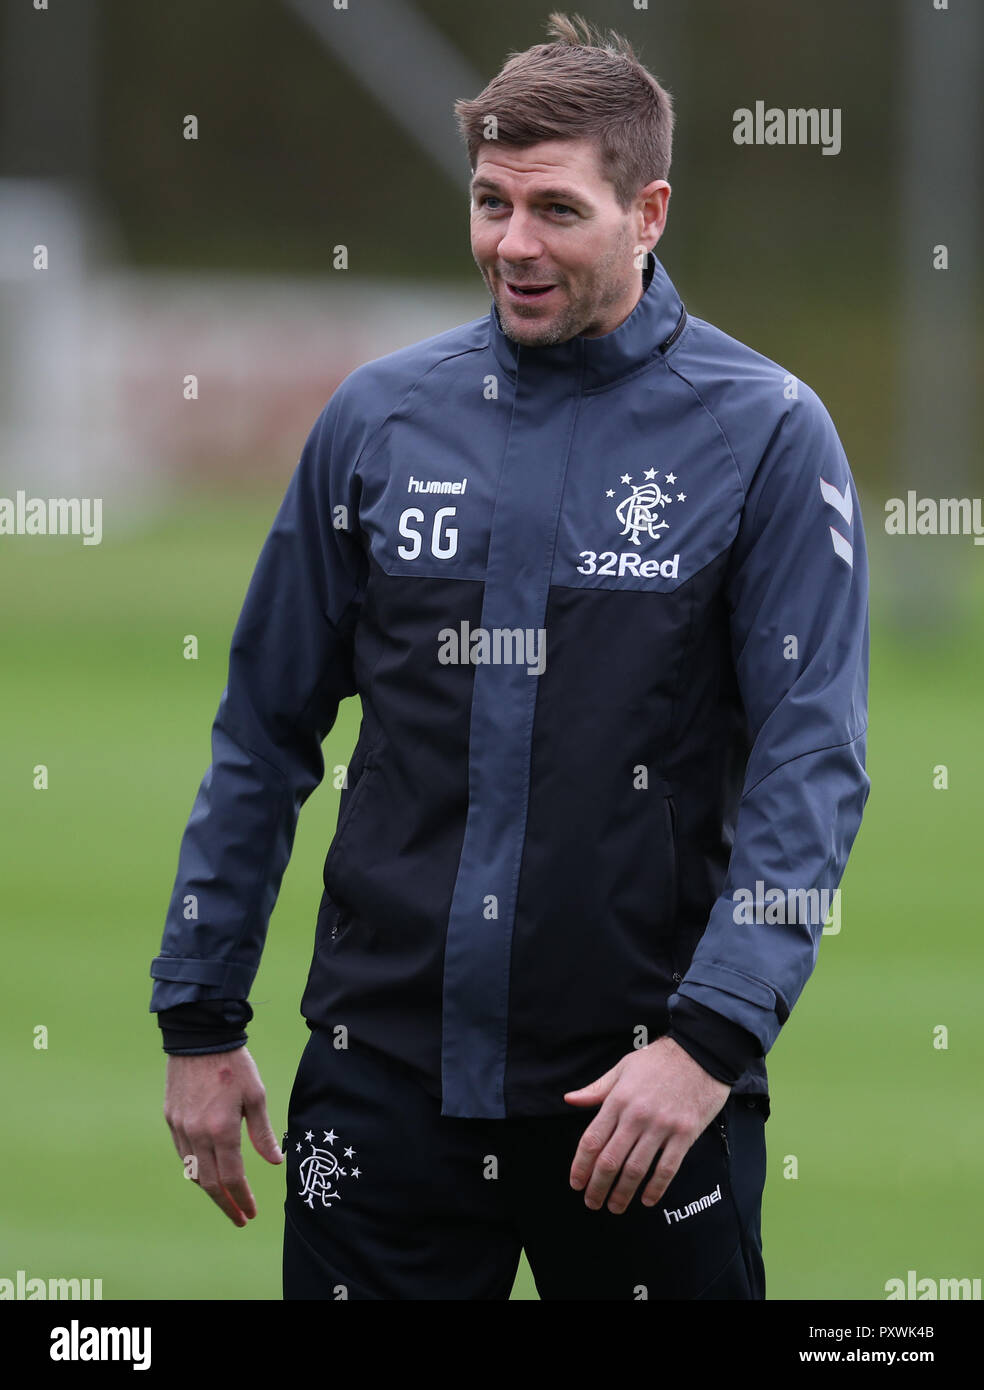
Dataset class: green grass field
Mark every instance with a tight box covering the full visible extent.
[2,492,981,1300]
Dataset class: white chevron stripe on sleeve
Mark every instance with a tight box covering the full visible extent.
[820,476,853,525]
[829,526,854,568]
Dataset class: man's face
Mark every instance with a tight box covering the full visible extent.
[469,137,669,348]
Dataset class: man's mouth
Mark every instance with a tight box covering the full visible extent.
[504,280,557,302]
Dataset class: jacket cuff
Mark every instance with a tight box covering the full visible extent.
[667,996,761,1085]
[157,999,253,1055]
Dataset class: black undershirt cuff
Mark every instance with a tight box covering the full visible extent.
[667,995,762,1085]
[157,999,253,1055]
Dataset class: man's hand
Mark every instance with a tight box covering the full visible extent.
[564,1035,730,1215]
[163,1047,283,1228]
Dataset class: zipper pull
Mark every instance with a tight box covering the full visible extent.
[282,1131,289,1151]
[717,1118,730,1157]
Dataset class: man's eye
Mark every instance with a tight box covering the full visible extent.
[479,195,504,210]
[550,204,575,216]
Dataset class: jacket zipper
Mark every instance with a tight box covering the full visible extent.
[665,790,680,972]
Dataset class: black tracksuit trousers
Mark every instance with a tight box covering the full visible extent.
[282,1025,767,1301]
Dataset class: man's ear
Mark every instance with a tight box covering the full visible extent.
[637,180,671,250]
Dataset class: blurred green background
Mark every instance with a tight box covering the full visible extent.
[2,502,982,1301]
[1,0,981,1300]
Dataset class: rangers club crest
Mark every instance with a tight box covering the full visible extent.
[608,469,687,545]
[576,468,688,579]
[293,1128,362,1210]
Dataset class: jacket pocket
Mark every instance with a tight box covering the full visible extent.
[313,893,347,947]
[653,782,679,960]
[329,906,352,943]
[322,746,379,890]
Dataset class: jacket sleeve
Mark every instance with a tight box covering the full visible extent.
[149,392,367,1018]
[668,386,870,1068]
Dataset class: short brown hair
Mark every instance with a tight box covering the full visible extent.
[454,12,674,211]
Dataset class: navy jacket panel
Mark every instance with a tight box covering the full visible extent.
[150,326,489,1008]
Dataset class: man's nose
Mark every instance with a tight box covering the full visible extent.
[495,211,545,263]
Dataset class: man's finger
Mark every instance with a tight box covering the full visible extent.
[167,1120,190,1166]
[639,1133,692,1208]
[243,1091,284,1166]
[563,1060,620,1106]
[579,1111,646,1210]
[569,1106,618,1191]
[193,1142,249,1228]
[214,1137,257,1221]
[604,1133,663,1214]
[173,1128,203,1185]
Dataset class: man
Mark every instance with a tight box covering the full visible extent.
[152,13,869,1300]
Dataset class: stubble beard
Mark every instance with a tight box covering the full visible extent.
[488,223,638,349]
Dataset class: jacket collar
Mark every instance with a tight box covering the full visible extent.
[487,250,685,390]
